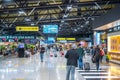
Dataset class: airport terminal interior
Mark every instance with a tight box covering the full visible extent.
[0,0,120,80]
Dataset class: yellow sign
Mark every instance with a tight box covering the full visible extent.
[16,26,39,31]
[57,38,66,40]
[57,38,76,41]
[66,38,76,40]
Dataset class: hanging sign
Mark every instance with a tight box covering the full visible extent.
[16,26,39,31]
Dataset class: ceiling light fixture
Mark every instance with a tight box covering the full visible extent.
[81,25,83,28]
[25,18,31,21]
[77,27,80,29]
[18,10,25,14]
[85,21,89,25]
[31,23,35,26]
[74,29,77,32]
[61,20,64,23]
[67,5,72,11]
[63,14,68,18]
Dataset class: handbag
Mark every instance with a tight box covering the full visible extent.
[61,51,64,55]
[50,52,53,57]
[91,57,96,63]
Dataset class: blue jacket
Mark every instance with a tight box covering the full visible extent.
[76,47,84,58]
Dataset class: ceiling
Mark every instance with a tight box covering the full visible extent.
[94,19,120,30]
[0,0,120,37]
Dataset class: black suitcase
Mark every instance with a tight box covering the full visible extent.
[84,62,90,71]
[18,48,25,58]
[54,54,57,57]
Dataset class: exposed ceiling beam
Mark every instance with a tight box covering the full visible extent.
[0,0,119,12]
[0,8,111,19]
[1,14,100,24]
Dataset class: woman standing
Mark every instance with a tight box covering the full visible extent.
[100,47,105,63]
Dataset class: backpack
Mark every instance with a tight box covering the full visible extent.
[94,49,100,62]
[100,49,105,56]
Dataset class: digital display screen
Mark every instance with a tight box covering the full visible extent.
[48,37,55,42]
[43,25,58,33]
[9,39,15,42]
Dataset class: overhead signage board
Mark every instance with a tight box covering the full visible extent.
[66,38,76,40]
[16,26,39,31]
[0,36,35,39]
[57,38,76,41]
[67,41,75,43]
[57,38,66,41]
[58,40,67,43]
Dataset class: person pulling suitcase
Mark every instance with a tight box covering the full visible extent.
[76,44,85,69]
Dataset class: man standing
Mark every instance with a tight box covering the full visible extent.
[40,45,45,62]
[92,45,101,70]
[76,44,85,69]
[65,44,79,80]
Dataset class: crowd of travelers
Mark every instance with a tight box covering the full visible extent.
[65,43,110,80]
[0,43,111,80]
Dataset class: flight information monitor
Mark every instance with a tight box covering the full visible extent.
[43,25,58,34]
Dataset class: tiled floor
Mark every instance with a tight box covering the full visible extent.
[76,54,120,80]
[0,52,75,80]
[0,52,120,80]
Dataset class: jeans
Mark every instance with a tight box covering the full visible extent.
[96,60,100,70]
[40,53,44,62]
[100,55,103,63]
[78,57,83,69]
[66,66,75,80]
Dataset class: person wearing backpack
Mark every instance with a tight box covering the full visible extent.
[92,45,101,70]
[76,44,85,69]
[100,47,105,63]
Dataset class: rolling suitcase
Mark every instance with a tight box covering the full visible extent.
[54,54,57,57]
[84,62,90,71]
